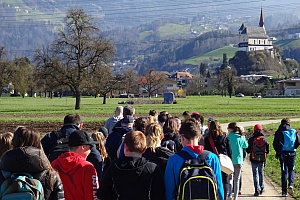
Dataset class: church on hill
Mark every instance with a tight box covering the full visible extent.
[238,8,274,53]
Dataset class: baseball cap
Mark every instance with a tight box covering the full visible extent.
[68,130,99,147]
[192,111,199,115]
[121,115,134,124]
[207,117,215,122]
[99,127,109,138]
[254,124,263,131]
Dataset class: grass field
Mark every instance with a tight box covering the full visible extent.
[0,96,300,123]
[2,96,300,198]
[274,39,300,49]
[184,45,237,65]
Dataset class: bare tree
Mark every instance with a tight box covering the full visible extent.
[218,66,237,98]
[35,8,115,109]
[138,69,166,98]
[122,68,138,95]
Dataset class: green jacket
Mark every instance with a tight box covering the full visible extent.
[228,132,248,164]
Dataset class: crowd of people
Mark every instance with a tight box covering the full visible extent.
[0,105,299,200]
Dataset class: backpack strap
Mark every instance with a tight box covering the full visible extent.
[177,149,210,162]
[208,137,219,155]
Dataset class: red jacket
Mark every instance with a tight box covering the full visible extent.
[52,152,99,200]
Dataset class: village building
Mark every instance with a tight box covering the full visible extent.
[238,8,274,54]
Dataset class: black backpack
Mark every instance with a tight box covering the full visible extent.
[48,131,69,163]
[176,150,218,200]
[161,140,176,152]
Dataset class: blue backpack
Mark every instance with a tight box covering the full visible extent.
[0,170,44,200]
[176,150,218,200]
[282,129,297,152]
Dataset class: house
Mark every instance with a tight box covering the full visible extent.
[238,8,273,53]
[277,78,300,96]
[169,72,194,88]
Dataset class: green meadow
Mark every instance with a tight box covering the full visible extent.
[0,96,299,122]
[2,96,300,198]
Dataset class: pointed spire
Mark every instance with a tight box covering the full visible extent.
[259,7,264,28]
[239,23,245,32]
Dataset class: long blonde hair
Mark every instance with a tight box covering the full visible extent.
[145,123,163,152]
[92,132,108,160]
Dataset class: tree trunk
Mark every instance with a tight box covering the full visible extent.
[102,93,107,104]
[75,92,81,110]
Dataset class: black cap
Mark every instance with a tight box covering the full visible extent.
[121,115,134,124]
[68,130,99,147]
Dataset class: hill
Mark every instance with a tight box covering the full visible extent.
[184,45,237,65]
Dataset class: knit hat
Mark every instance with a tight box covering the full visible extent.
[254,124,263,131]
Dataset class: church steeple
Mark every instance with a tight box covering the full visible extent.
[259,7,264,28]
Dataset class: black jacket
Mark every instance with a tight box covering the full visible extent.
[105,126,132,161]
[41,124,103,180]
[98,156,165,200]
[204,134,232,158]
[161,132,182,153]
[142,146,174,175]
[246,131,270,163]
[273,123,300,158]
[0,146,64,200]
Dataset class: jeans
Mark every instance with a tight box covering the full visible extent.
[280,152,296,194]
[251,162,264,191]
[227,164,242,200]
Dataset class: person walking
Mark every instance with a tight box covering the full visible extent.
[246,124,269,196]
[227,122,248,200]
[52,130,99,200]
[273,118,300,197]
[204,120,232,199]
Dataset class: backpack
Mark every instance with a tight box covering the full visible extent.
[282,129,297,152]
[161,140,176,152]
[251,136,267,162]
[0,170,44,200]
[48,131,69,163]
[176,150,218,200]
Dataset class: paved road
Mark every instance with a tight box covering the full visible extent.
[220,118,300,200]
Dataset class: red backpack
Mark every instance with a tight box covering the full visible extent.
[251,136,267,162]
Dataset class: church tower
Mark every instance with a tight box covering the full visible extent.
[259,7,265,28]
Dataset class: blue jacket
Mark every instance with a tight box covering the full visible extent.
[164,146,224,200]
[41,124,103,180]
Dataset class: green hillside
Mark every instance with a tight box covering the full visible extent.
[184,45,237,65]
[274,39,300,49]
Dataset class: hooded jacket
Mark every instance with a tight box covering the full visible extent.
[204,134,232,158]
[273,123,300,157]
[161,132,182,153]
[0,146,64,200]
[105,126,132,161]
[104,116,123,134]
[228,132,248,164]
[98,156,165,200]
[41,124,103,180]
[246,131,270,163]
[142,146,174,175]
[51,152,99,200]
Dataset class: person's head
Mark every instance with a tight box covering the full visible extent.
[182,111,190,120]
[254,124,263,132]
[207,120,224,137]
[158,113,168,127]
[98,127,109,138]
[159,110,168,115]
[227,122,243,135]
[191,112,204,125]
[163,117,178,134]
[147,116,155,124]
[134,117,149,133]
[63,114,83,129]
[69,130,99,159]
[281,118,291,126]
[179,118,202,146]
[207,117,215,128]
[145,123,164,150]
[0,132,13,157]
[121,115,135,128]
[149,110,158,117]
[124,131,146,156]
[174,117,182,132]
[92,132,108,160]
[115,106,123,117]
[123,105,135,117]
[13,126,41,148]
